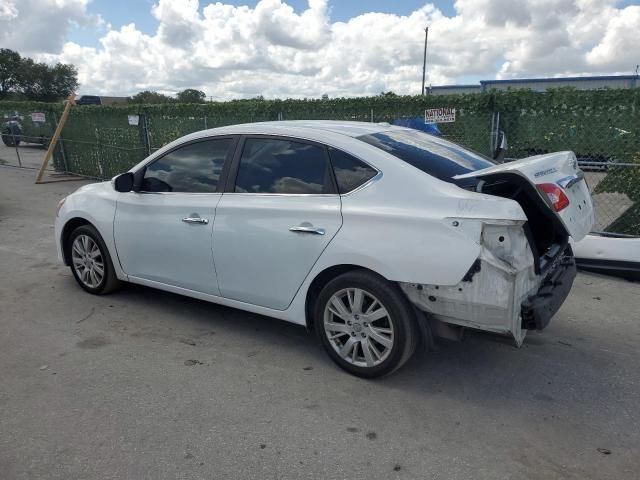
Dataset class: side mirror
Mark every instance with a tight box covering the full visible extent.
[113,172,134,192]
[494,131,508,162]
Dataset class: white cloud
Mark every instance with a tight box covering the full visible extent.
[6,0,640,97]
[0,0,102,54]
[586,6,640,71]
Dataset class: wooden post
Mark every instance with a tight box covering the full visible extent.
[35,93,75,184]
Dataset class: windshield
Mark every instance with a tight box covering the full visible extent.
[357,129,495,182]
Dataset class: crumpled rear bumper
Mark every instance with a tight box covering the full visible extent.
[400,226,575,347]
[521,255,576,331]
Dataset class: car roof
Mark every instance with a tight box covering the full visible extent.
[136,120,409,170]
[192,120,399,140]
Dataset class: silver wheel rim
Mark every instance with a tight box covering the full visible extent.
[71,235,105,289]
[323,288,395,368]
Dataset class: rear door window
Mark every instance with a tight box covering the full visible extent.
[328,147,377,194]
[357,129,495,182]
[234,138,333,194]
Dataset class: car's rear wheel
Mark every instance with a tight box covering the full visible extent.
[67,224,121,294]
[314,270,418,378]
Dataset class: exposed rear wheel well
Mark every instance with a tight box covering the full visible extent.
[61,217,91,265]
[305,264,385,330]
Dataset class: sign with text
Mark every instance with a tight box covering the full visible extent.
[128,114,140,126]
[31,112,46,123]
[425,107,455,124]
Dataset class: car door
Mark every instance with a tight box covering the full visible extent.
[212,136,342,310]
[114,137,236,295]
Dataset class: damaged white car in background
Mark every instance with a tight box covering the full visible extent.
[55,121,594,377]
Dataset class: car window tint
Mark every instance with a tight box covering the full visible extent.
[328,147,377,194]
[357,129,495,182]
[142,139,231,193]
[235,138,331,194]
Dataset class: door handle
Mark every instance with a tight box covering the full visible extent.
[182,217,209,225]
[289,226,325,235]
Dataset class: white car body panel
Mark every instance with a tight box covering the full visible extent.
[571,234,640,280]
[572,234,640,263]
[54,121,593,344]
[54,182,127,280]
[455,151,594,241]
[213,194,342,310]
[113,192,221,295]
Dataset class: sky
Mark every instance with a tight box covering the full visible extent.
[1,0,639,98]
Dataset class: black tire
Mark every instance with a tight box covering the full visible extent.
[2,132,16,147]
[67,224,121,295]
[314,270,419,378]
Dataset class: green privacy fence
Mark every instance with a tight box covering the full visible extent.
[1,89,639,234]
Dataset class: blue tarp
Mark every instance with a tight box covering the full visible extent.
[392,117,442,136]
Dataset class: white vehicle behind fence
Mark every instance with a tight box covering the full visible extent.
[54,121,594,377]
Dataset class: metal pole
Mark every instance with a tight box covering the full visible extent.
[421,26,429,96]
[143,114,151,155]
[12,130,21,168]
[489,112,496,153]
[495,112,500,153]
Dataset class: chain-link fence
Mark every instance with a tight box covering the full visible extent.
[1,90,639,236]
[0,107,58,170]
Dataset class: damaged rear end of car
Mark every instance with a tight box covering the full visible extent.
[401,214,577,346]
[360,128,593,345]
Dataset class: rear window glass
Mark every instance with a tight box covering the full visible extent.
[328,147,377,194]
[357,129,495,181]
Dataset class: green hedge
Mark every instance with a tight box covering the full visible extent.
[2,89,639,234]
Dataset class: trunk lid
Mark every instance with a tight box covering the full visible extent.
[454,151,594,241]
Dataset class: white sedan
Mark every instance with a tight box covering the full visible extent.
[55,121,594,377]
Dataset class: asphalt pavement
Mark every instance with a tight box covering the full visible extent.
[1,162,639,479]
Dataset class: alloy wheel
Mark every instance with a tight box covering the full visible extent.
[323,288,395,368]
[71,234,105,289]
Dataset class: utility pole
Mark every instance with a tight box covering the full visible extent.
[421,26,429,96]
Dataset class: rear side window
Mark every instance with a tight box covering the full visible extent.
[142,138,231,193]
[328,148,377,194]
[235,138,333,194]
[357,129,495,182]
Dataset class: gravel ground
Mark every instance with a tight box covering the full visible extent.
[1,164,639,480]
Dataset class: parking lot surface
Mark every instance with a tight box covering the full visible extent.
[1,164,639,479]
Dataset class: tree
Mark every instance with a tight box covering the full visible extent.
[0,49,22,98]
[176,88,206,103]
[129,90,175,104]
[49,63,79,100]
[0,48,78,101]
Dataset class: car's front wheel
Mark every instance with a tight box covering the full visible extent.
[67,224,121,295]
[314,270,418,378]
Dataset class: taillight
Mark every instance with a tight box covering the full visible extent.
[537,183,570,212]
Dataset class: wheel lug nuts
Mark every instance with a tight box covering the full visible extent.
[354,315,360,320]
[351,332,356,337]
[363,322,368,327]
[347,321,352,326]
[361,333,366,338]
